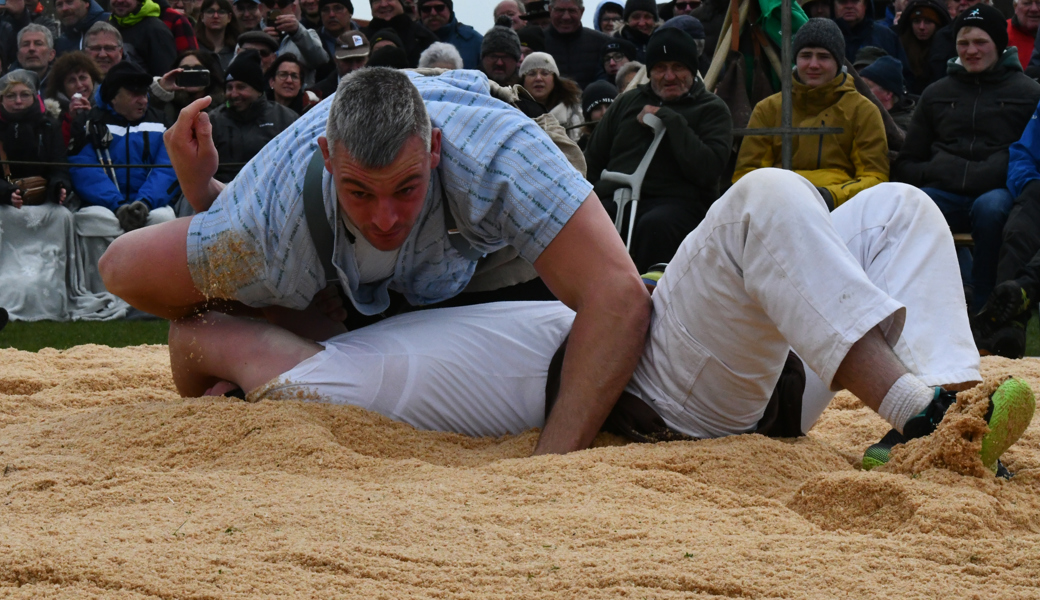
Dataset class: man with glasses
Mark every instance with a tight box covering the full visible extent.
[54,0,110,56]
[671,0,700,17]
[261,0,329,77]
[543,0,613,88]
[362,0,435,66]
[480,22,522,85]
[601,37,635,85]
[232,0,265,30]
[208,49,298,182]
[493,0,526,30]
[237,30,279,71]
[109,0,178,75]
[84,21,128,76]
[416,0,481,68]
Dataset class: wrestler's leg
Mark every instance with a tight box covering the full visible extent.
[800,182,982,431]
[168,311,321,397]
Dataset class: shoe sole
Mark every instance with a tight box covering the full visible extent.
[980,378,1036,473]
[861,444,891,471]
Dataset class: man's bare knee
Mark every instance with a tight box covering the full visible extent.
[98,235,129,296]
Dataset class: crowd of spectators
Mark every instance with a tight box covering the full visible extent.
[5,0,1040,360]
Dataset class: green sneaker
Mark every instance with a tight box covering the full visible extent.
[861,379,1036,475]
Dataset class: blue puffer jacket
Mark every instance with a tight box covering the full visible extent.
[435,16,482,70]
[69,92,177,211]
[1008,100,1040,198]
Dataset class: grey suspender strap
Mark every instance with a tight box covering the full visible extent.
[303,150,339,285]
[301,149,485,281]
[441,187,485,262]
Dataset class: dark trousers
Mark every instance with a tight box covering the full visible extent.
[997,181,1040,285]
[606,195,708,273]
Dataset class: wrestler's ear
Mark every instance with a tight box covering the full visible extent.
[317,136,333,172]
[428,128,442,170]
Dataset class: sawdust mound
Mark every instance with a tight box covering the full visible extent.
[2,348,1040,599]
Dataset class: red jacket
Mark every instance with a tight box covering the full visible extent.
[1008,17,1036,69]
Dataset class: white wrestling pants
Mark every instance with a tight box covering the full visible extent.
[263,169,979,439]
[626,168,980,438]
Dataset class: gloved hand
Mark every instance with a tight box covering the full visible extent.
[116,200,150,232]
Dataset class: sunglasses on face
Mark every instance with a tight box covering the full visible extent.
[419,2,446,12]
[675,0,700,8]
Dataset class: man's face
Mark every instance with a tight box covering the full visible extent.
[63,69,95,99]
[225,80,261,110]
[603,50,629,76]
[17,32,55,72]
[912,16,938,40]
[863,77,895,109]
[419,0,450,31]
[299,0,318,16]
[599,8,621,32]
[550,0,583,34]
[956,25,999,72]
[481,52,518,84]
[371,0,403,19]
[335,54,368,75]
[835,0,866,24]
[649,60,693,101]
[110,87,148,121]
[795,47,838,86]
[270,60,300,100]
[493,0,524,29]
[1015,0,1040,31]
[233,0,263,29]
[806,0,831,17]
[240,42,276,70]
[85,33,123,75]
[55,0,90,27]
[321,132,441,251]
[320,1,352,34]
[627,10,655,35]
[673,0,699,14]
[110,0,140,17]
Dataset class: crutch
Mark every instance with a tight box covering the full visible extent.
[599,112,667,251]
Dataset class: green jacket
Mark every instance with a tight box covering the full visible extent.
[584,80,733,209]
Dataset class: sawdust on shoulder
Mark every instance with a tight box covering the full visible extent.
[2,347,1039,598]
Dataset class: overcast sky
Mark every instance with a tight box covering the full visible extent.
[350,1,598,37]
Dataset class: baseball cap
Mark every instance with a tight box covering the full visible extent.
[335,31,370,59]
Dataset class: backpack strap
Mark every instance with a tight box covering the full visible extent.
[303,149,339,285]
[441,191,485,262]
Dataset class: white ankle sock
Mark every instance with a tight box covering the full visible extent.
[877,373,935,433]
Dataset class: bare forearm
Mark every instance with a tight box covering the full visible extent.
[533,288,650,454]
[185,178,226,213]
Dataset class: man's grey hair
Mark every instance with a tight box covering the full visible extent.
[418,42,463,69]
[17,24,54,51]
[494,0,525,17]
[85,21,124,45]
[549,0,583,8]
[327,67,432,168]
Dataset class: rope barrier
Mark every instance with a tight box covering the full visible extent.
[0,160,249,169]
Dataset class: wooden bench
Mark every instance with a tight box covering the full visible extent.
[953,233,974,247]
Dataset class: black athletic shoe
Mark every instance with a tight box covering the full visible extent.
[975,321,1027,359]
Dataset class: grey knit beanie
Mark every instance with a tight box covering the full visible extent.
[481,25,522,60]
[792,18,846,64]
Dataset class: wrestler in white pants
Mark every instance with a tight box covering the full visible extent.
[262,169,979,439]
[626,168,980,439]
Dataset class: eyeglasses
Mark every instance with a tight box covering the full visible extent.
[2,92,34,102]
[420,3,447,12]
[604,51,627,63]
[274,71,300,80]
[86,44,121,54]
[674,1,700,8]
[203,8,229,15]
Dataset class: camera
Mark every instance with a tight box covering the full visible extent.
[176,69,210,88]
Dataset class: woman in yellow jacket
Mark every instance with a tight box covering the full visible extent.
[733,18,888,209]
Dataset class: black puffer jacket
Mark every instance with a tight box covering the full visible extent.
[543,25,613,89]
[209,96,298,182]
[0,97,70,205]
[893,49,1040,197]
[112,13,178,76]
